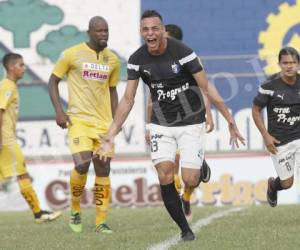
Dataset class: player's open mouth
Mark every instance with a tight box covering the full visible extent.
[147,38,157,46]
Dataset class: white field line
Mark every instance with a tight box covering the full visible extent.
[148,207,246,250]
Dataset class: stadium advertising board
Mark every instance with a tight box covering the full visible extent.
[1,156,300,211]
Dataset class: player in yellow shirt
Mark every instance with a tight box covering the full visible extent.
[48,16,120,234]
[0,53,61,223]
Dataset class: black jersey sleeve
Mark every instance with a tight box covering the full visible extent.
[127,54,140,80]
[178,43,203,74]
[253,84,273,107]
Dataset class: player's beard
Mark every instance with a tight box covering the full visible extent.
[98,40,107,48]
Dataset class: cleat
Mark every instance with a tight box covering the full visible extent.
[200,160,211,183]
[181,230,195,241]
[181,197,192,221]
[34,210,62,224]
[69,211,82,233]
[267,177,277,207]
[95,223,113,234]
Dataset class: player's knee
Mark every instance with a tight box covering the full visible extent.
[281,177,293,189]
[182,175,198,187]
[94,165,110,177]
[75,163,90,175]
[93,158,111,177]
[157,172,174,185]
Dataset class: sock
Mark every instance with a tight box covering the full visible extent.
[182,186,194,202]
[70,169,87,212]
[271,177,284,191]
[174,174,181,193]
[18,178,41,214]
[94,176,111,225]
[160,182,191,233]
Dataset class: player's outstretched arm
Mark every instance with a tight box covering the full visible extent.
[48,74,71,129]
[145,96,153,145]
[203,92,214,133]
[191,71,214,132]
[99,79,139,160]
[252,104,280,154]
[109,86,119,118]
[193,71,245,147]
[109,79,139,136]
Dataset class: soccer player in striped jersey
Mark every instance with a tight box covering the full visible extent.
[252,47,300,207]
[48,16,120,234]
[145,24,214,221]
[100,10,244,241]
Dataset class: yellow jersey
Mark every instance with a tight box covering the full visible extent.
[0,79,19,145]
[52,42,120,130]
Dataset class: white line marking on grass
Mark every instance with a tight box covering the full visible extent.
[148,207,246,250]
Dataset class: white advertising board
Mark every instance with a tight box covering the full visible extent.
[1,155,299,211]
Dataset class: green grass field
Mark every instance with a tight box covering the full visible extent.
[1,205,300,250]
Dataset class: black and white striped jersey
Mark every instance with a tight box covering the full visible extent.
[127,37,205,127]
[253,73,300,146]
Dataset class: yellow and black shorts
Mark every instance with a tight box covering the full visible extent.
[67,121,114,157]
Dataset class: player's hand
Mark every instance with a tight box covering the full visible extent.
[205,112,214,133]
[98,134,114,161]
[145,130,151,145]
[228,121,246,148]
[264,134,280,155]
[56,111,72,129]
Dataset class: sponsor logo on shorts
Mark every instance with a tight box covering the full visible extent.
[197,149,203,159]
[278,154,293,164]
[151,134,163,139]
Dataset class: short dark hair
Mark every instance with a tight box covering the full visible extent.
[278,47,300,62]
[165,24,183,41]
[2,53,22,71]
[88,16,107,30]
[141,10,163,21]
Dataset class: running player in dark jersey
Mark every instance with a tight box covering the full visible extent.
[252,47,300,207]
[100,10,245,241]
[145,24,213,221]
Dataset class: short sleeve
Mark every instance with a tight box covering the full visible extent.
[253,85,273,108]
[52,50,72,79]
[127,55,140,80]
[0,86,13,110]
[178,46,203,74]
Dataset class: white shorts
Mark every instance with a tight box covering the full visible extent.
[148,123,206,169]
[270,139,300,180]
